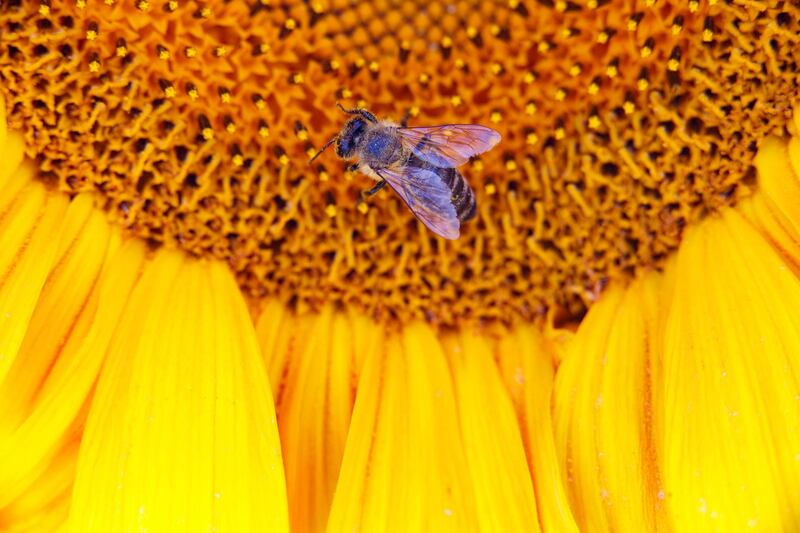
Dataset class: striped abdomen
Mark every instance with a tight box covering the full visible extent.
[440,167,477,222]
[408,153,477,222]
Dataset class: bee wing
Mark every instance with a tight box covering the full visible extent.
[397,124,501,168]
[375,165,461,239]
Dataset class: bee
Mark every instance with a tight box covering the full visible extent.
[309,104,501,239]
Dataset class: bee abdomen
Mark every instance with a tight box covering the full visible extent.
[445,168,477,222]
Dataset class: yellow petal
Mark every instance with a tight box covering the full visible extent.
[0,177,68,385]
[553,274,665,531]
[328,322,478,531]
[0,195,136,510]
[659,208,800,531]
[497,326,579,533]
[446,330,540,531]
[745,133,800,270]
[68,250,289,532]
[0,438,77,532]
[259,305,372,532]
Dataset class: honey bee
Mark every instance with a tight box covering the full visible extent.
[309,104,501,239]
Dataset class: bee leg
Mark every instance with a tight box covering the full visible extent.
[399,108,411,128]
[362,179,387,198]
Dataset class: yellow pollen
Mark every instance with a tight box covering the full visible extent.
[39,4,50,15]
[597,31,610,44]
[116,45,127,58]
[341,88,352,99]
[167,1,178,10]
[259,126,270,138]
[555,89,567,101]
[202,128,214,141]
[226,123,236,134]
[525,102,537,115]
[570,64,582,77]
[588,82,600,95]
[278,154,289,166]
[523,71,536,84]
[526,132,539,145]
[640,45,652,58]
[319,171,329,182]
[537,41,550,53]
[484,183,496,195]
[466,26,478,38]
[491,63,503,75]
[75,0,85,8]
[187,87,199,100]
[588,115,601,129]
[158,47,170,60]
[325,204,337,218]
[703,30,714,42]
[369,61,379,72]
[232,154,244,167]
[409,106,420,117]
[285,18,297,30]
[357,201,369,214]
[668,59,680,72]
[451,95,462,106]
[606,64,618,78]
[185,47,198,58]
[688,0,699,12]
[623,101,635,115]
[88,59,100,73]
[214,46,228,58]
[86,30,97,41]
[136,0,150,11]
[505,160,518,171]
[555,0,567,11]
[490,111,502,123]
[441,36,452,48]
[555,127,566,140]
[587,0,597,7]
[490,25,501,36]
[220,91,232,104]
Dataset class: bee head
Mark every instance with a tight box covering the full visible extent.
[335,117,368,159]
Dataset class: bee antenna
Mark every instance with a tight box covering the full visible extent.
[308,135,337,164]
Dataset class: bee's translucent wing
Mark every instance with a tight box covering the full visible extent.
[397,124,501,168]
[375,165,460,239]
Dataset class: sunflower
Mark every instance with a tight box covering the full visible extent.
[0,0,799,531]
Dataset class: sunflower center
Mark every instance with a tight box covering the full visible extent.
[1,0,798,326]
